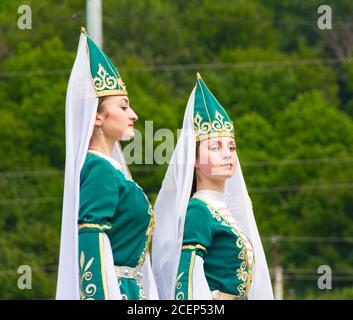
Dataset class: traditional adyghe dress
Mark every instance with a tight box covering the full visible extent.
[56,28,158,300]
[175,190,254,300]
[79,150,154,300]
[152,73,273,300]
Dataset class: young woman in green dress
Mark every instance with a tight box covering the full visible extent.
[153,73,273,300]
[56,28,158,300]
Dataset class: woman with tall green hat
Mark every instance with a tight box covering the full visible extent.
[56,28,158,300]
[152,73,273,300]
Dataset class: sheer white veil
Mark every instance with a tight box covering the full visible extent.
[56,33,158,300]
[152,84,273,300]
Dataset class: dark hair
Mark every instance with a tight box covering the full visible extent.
[190,141,201,198]
[97,97,106,113]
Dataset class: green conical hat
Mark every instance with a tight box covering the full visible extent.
[193,73,234,142]
[81,27,127,97]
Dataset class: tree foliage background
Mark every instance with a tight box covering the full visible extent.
[0,0,352,299]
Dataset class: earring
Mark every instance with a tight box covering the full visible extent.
[99,126,103,135]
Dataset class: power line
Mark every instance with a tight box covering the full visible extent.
[0,182,353,204]
[283,275,353,281]
[0,265,58,276]
[2,10,353,28]
[0,12,84,30]
[264,236,353,244]
[249,182,353,194]
[0,170,64,178]
[0,69,70,78]
[104,11,353,28]
[281,269,353,275]
[242,157,353,168]
[1,264,353,277]
[0,197,62,205]
[1,57,352,78]
[1,157,353,178]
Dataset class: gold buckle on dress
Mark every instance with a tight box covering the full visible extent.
[114,265,143,283]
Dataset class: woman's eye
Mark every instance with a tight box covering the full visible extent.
[121,106,128,111]
[230,146,236,151]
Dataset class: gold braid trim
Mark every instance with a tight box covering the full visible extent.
[182,244,207,252]
[188,250,196,300]
[79,223,112,231]
[99,233,109,299]
[137,207,155,266]
[96,89,128,97]
[196,131,235,142]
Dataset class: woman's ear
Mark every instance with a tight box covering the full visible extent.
[95,113,103,126]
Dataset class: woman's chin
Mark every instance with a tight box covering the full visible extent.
[216,171,235,180]
[210,167,234,177]
[119,129,135,141]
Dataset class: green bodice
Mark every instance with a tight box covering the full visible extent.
[175,197,253,299]
[78,153,154,300]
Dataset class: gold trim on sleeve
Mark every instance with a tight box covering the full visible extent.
[99,233,109,299]
[182,244,207,252]
[188,250,196,300]
[79,223,112,231]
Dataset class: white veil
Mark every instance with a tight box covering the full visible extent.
[152,85,273,300]
[56,33,158,300]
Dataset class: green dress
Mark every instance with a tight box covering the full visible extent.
[175,196,254,300]
[78,152,154,300]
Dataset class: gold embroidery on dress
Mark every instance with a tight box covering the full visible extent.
[137,281,146,300]
[117,277,128,300]
[137,204,155,267]
[79,251,97,300]
[175,271,185,300]
[129,181,155,267]
[192,197,253,296]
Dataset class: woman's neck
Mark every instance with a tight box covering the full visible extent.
[196,178,225,193]
[89,133,115,157]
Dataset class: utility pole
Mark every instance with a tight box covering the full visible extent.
[87,0,103,48]
[271,236,283,300]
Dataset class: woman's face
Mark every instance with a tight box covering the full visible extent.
[98,95,138,141]
[196,136,237,181]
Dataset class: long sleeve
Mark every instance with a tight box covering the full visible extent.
[175,201,214,300]
[78,158,119,300]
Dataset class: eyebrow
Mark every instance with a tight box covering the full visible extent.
[208,140,221,145]
[208,140,235,145]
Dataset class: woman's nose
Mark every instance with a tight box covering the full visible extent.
[130,107,138,121]
[223,148,232,159]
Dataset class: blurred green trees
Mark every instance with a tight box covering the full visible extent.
[0,0,352,299]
